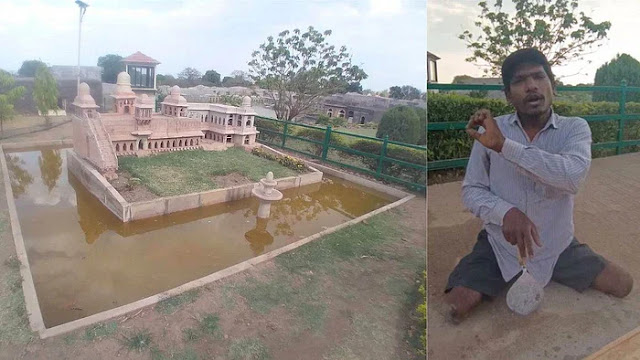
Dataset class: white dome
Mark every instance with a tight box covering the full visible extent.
[116,72,131,85]
[170,85,181,96]
[73,82,98,107]
[241,96,252,108]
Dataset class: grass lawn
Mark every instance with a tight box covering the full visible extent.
[332,127,378,144]
[118,148,300,197]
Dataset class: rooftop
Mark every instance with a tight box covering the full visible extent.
[121,51,161,65]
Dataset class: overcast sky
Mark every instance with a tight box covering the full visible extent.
[0,0,426,91]
[427,0,640,84]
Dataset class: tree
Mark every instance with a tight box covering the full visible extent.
[222,71,253,87]
[178,67,202,85]
[97,54,124,83]
[593,54,640,102]
[6,155,33,198]
[33,65,59,124]
[202,70,221,86]
[389,85,421,100]
[157,74,177,86]
[346,82,363,93]
[376,106,420,144]
[39,149,62,192]
[0,70,26,134]
[415,107,426,145]
[18,60,47,77]
[459,0,611,76]
[249,26,367,121]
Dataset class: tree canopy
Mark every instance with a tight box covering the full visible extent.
[203,70,221,86]
[0,70,26,133]
[178,67,202,85]
[376,106,421,144]
[18,60,47,77]
[97,54,124,83]
[593,53,640,102]
[389,85,422,100]
[249,26,367,121]
[459,0,611,76]
[33,65,59,122]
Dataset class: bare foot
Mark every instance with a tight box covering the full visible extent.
[445,286,483,324]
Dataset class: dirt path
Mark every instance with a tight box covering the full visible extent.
[428,153,640,359]
[0,125,426,360]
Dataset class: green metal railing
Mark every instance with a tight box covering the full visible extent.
[427,81,640,171]
[254,116,427,192]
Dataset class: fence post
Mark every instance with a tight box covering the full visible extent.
[617,79,628,155]
[376,135,389,178]
[281,121,289,148]
[321,125,332,160]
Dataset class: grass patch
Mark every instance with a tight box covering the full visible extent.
[0,262,32,343]
[3,255,20,270]
[182,327,201,342]
[155,289,200,315]
[199,313,222,338]
[118,148,299,196]
[275,214,396,275]
[121,329,152,352]
[228,337,271,360]
[84,321,118,341]
[235,272,327,332]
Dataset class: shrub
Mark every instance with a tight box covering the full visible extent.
[349,139,426,183]
[427,93,640,163]
[316,114,347,127]
[251,147,307,172]
[417,270,426,356]
[294,127,348,156]
[376,106,421,144]
[416,107,426,145]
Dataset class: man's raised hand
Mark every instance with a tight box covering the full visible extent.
[466,109,506,153]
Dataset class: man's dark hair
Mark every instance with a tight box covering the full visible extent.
[501,48,555,92]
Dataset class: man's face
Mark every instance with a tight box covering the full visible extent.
[505,63,554,117]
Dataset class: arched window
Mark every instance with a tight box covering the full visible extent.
[246,120,251,127]
[228,119,232,125]
[348,110,354,118]
[237,120,242,126]
[327,108,333,117]
[139,141,143,150]
[360,116,365,124]
[160,142,164,148]
[154,142,158,149]
[190,139,194,146]
[179,140,183,146]
[130,143,134,151]
[338,109,345,118]
[115,143,120,152]
[173,140,176,147]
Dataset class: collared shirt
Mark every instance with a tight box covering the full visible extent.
[462,109,592,286]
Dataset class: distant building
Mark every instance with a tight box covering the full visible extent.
[427,51,440,83]
[452,76,505,99]
[307,93,426,124]
[121,51,161,104]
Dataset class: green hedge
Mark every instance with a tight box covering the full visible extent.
[427,93,640,163]
[253,118,426,189]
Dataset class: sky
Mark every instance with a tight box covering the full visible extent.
[0,0,427,91]
[427,0,640,85]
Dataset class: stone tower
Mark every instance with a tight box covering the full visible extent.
[111,72,137,115]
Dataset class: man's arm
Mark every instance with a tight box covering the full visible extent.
[462,138,515,226]
[501,118,591,194]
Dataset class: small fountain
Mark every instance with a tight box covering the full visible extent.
[251,171,283,218]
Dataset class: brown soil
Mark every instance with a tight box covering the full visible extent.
[211,172,252,188]
[0,123,427,360]
[109,170,158,202]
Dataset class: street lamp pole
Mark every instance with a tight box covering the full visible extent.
[75,0,89,95]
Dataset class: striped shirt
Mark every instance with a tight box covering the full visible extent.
[462,109,592,286]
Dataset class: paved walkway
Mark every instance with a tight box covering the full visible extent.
[428,152,640,360]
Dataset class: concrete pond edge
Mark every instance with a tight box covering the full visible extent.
[0,140,415,339]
